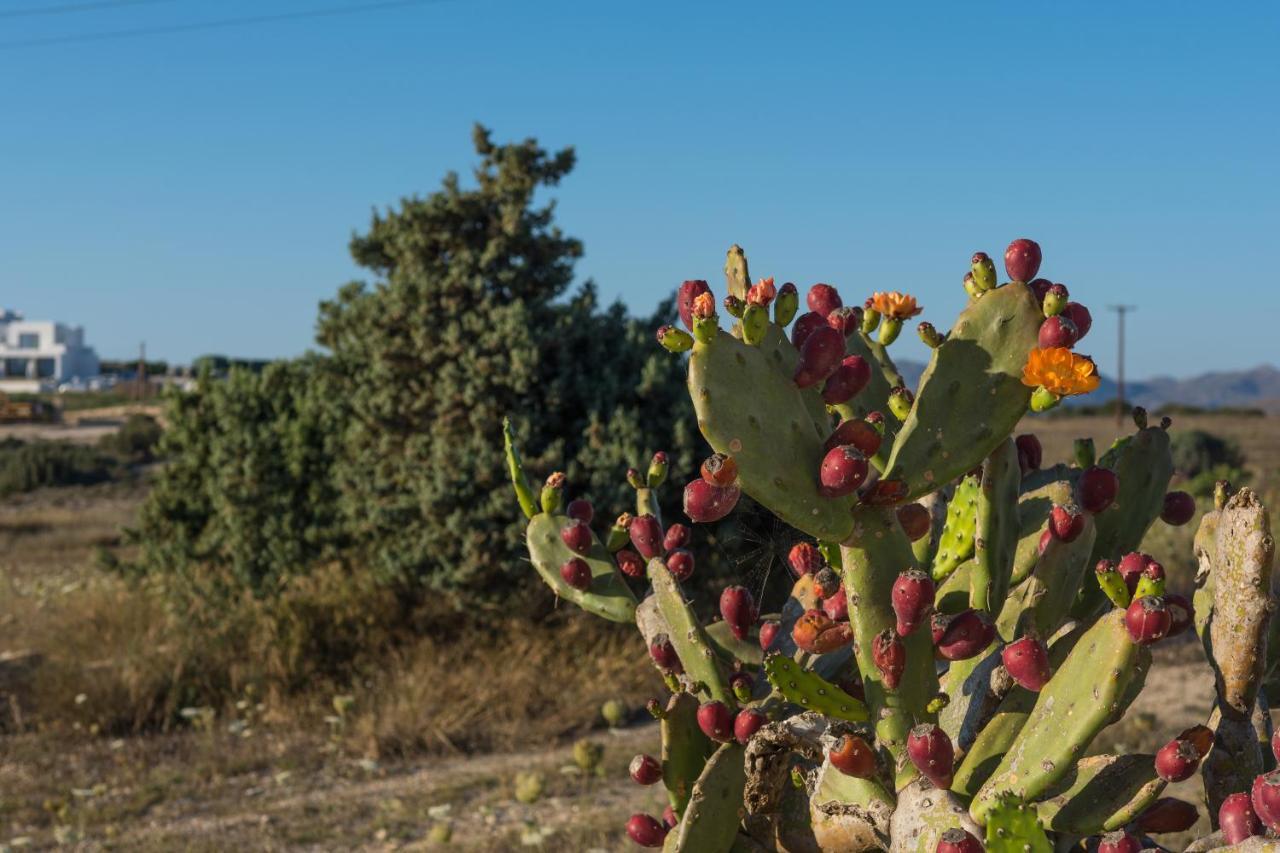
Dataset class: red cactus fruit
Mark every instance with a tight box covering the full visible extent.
[616,549,645,578]
[1118,552,1152,594]
[891,570,935,636]
[701,453,738,487]
[648,634,682,673]
[933,609,996,661]
[626,813,668,848]
[628,514,664,559]
[720,586,758,640]
[1136,797,1198,833]
[792,609,854,654]
[824,418,883,457]
[661,805,677,829]
[1004,238,1042,282]
[758,620,780,651]
[1002,634,1052,691]
[566,498,594,523]
[1078,465,1120,514]
[819,445,869,498]
[822,355,872,405]
[1062,301,1092,339]
[829,733,877,778]
[896,503,933,542]
[1125,596,1172,645]
[1038,314,1079,349]
[1161,490,1196,526]
[794,325,847,388]
[1253,769,1280,833]
[826,306,863,335]
[861,478,908,505]
[821,585,849,622]
[872,629,906,689]
[697,700,735,743]
[560,518,593,554]
[788,542,824,577]
[676,280,711,331]
[935,828,983,853]
[906,723,954,788]
[1221,791,1263,844]
[1274,727,1280,763]
[629,754,662,785]
[666,549,694,582]
[1097,831,1142,853]
[662,523,690,552]
[1048,504,1086,542]
[734,708,767,745]
[791,311,828,349]
[560,557,592,591]
[1165,593,1194,637]
[807,283,843,318]
[1154,738,1200,783]
[1037,527,1052,556]
[682,478,741,523]
[1015,433,1043,474]
[1028,278,1053,302]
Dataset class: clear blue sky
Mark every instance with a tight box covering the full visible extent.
[2,1,1276,378]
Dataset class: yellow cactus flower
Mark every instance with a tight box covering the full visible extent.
[869,291,923,320]
[1021,347,1101,397]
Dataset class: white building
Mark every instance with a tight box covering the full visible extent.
[0,309,100,393]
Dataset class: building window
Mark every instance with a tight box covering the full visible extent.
[36,358,56,378]
[18,332,39,349]
[4,359,28,377]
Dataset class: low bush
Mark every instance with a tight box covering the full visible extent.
[0,439,123,496]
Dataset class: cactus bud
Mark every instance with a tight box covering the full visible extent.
[1165,593,1193,637]
[822,355,872,405]
[917,321,945,348]
[936,828,983,853]
[646,451,668,488]
[628,514,664,559]
[1042,282,1069,316]
[645,697,664,719]
[1037,314,1079,349]
[677,280,711,331]
[1073,437,1096,468]
[627,467,645,489]
[892,569,935,636]
[1029,385,1060,413]
[1132,559,1166,600]
[656,324,694,353]
[629,754,662,785]
[794,326,847,388]
[560,557,592,591]
[887,386,914,421]
[626,813,668,848]
[1004,238,1042,283]
[758,620,780,651]
[1078,466,1119,514]
[648,635,682,673]
[742,303,769,345]
[1062,301,1092,340]
[691,292,719,344]
[788,542,824,578]
[824,418,882,457]
[607,513,633,552]
[819,445,869,498]
[1222,792,1263,844]
[775,282,799,326]
[872,629,906,688]
[878,316,904,346]
[567,498,594,524]
[541,472,566,513]
[821,585,849,621]
[1135,797,1198,833]
[616,549,645,578]
[1125,596,1172,645]
[962,272,982,300]
[734,707,767,744]
[1095,559,1131,609]
[1097,831,1141,853]
[827,306,863,336]
[906,723,954,788]
[560,518,592,554]
[792,608,853,654]
[1161,490,1195,526]
[932,609,996,661]
[728,672,754,703]
[830,734,877,778]
[722,294,746,319]
[1015,433,1042,474]
[1048,504,1085,542]
[682,478,741,523]
[662,523,690,552]
[896,503,932,542]
[970,252,997,293]
[807,283,843,318]
[861,298,881,334]
[720,586,757,640]
[791,311,827,349]
[666,549,694,581]
[1154,737,1201,782]
[697,700,734,743]
[1002,634,1052,691]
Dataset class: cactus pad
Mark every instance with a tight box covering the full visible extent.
[525,513,638,622]
[973,438,1021,613]
[984,794,1052,853]
[996,512,1095,640]
[706,620,764,669]
[763,653,870,723]
[1035,753,1165,834]
[664,742,747,852]
[662,692,715,814]
[932,474,980,581]
[647,558,732,704]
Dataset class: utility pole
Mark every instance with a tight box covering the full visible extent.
[1108,306,1136,428]
[137,341,147,401]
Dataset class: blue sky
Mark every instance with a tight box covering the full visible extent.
[1,1,1276,378]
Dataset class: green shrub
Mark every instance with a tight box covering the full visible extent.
[1169,429,1248,497]
[0,439,122,495]
[98,413,164,462]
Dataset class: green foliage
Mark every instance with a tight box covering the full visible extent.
[1170,428,1249,497]
[98,413,164,462]
[0,438,122,495]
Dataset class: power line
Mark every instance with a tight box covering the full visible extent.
[0,0,177,20]
[0,0,446,50]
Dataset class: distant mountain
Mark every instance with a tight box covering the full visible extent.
[890,360,1280,413]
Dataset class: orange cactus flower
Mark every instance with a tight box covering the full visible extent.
[692,291,716,319]
[746,277,776,307]
[1021,347,1101,397]
[868,291,923,320]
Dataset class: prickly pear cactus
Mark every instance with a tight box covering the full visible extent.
[506,239,1266,852]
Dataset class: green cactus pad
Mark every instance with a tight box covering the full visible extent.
[808,760,894,852]
[881,282,1042,501]
[688,329,855,541]
[664,742,747,853]
[724,244,750,300]
[763,654,869,722]
[1035,753,1165,835]
[934,560,974,614]
[973,438,1021,613]
[502,417,538,519]
[648,558,732,705]
[971,611,1151,821]
[525,513,638,623]
[984,794,1052,853]
[937,642,1003,754]
[705,620,764,669]
[1012,466,1076,585]
[932,474,980,581]
[996,513,1095,640]
[661,692,715,813]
